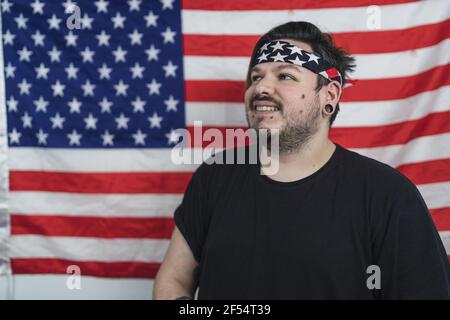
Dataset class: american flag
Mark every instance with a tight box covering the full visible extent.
[0,0,448,299]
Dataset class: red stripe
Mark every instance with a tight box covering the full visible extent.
[329,110,450,148]
[11,258,160,278]
[185,64,450,102]
[182,0,418,10]
[397,158,450,186]
[430,207,450,231]
[9,171,192,194]
[183,19,450,55]
[11,215,175,239]
[185,109,450,149]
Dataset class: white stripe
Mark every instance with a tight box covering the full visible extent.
[439,231,450,255]
[0,275,154,299]
[8,148,199,172]
[9,192,182,217]
[183,39,450,80]
[418,182,450,210]
[9,235,169,262]
[351,133,450,168]
[182,0,450,34]
[186,87,450,127]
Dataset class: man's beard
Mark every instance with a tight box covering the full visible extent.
[247,94,321,154]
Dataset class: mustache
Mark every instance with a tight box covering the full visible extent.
[250,94,283,110]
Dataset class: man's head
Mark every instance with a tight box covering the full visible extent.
[244,21,355,153]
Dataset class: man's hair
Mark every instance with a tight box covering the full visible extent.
[246,21,356,127]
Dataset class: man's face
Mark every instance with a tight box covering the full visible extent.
[244,40,323,153]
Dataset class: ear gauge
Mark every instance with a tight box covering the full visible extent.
[325,104,334,114]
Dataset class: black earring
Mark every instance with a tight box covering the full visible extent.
[325,104,334,114]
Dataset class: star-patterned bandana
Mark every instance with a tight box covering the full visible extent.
[251,40,343,85]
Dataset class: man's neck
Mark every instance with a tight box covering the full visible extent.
[261,135,336,183]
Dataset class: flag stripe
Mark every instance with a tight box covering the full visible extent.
[11,215,175,239]
[9,171,192,194]
[11,259,160,279]
[397,158,450,186]
[184,39,450,80]
[182,0,419,10]
[183,19,450,56]
[185,64,450,102]
[430,207,450,231]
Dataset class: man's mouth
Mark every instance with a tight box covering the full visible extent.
[254,105,280,112]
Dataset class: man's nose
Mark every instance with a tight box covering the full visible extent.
[254,77,275,96]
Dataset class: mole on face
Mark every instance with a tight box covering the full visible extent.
[301,94,305,99]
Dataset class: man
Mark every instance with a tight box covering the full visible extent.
[153,21,450,299]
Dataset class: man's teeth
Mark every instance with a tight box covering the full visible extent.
[255,105,279,111]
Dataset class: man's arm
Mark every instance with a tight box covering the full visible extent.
[153,226,199,299]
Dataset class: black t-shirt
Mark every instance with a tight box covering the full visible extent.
[174,143,450,299]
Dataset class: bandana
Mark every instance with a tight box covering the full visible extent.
[250,40,343,85]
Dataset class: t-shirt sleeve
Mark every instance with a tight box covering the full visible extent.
[372,180,450,299]
[174,163,212,263]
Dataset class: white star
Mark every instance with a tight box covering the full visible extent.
[65,31,78,46]
[62,0,77,11]
[257,51,270,63]
[259,42,270,52]
[111,12,126,28]
[34,96,48,112]
[144,11,158,27]
[112,46,127,62]
[132,129,147,145]
[165,129,180,145]
[3,30,15,45]
[18,79,32,95]
[48,46,61,62]
[36,129,48,145]
[80,47,95,63]
[98,63,112,79]
[147,78,161,95]
[94,0,108,13]
[47,14,61,30]
[51,80,65,97]
[161,27,176,44]
[162,60,178,77]
[15,13,28,29]
[7,96,18,112]
[128,0,141,11]
[101,130,114,146]
[271,52,288,62]
[165,95,179,112]
[99,97,112,113]
[131,96,146,113]
[114,80,128,96]
[65,63,79,79]
[160,0,174,10]
[81,80,96,96]
[305,52,320,64]
[17,46,32,62]
[288,55,305,66]
[145,44,160,61]
[21,112,32,128]
[287,45,304,56]
[130,62,145,79]
[96,30,110,46]
[50,113,65,129]
[81,13,93,29]
[271,41,286,52]
[84,113,98,130]
[128,29,142,45]
[68,97,82,113]
[5,63,16,78]
[115,113,130,129]
[31,0,45,14]
[9,128,22,144]
[31,30,45,46]
[67,130,82,146]
[148,112,163,128]
[1,0,13,13]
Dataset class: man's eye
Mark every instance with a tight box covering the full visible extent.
[279,74,294,80]
[251,75,262,82]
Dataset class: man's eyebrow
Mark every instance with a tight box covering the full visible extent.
[250,64,304,73]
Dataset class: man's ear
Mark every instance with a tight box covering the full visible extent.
[325,80,342,106]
